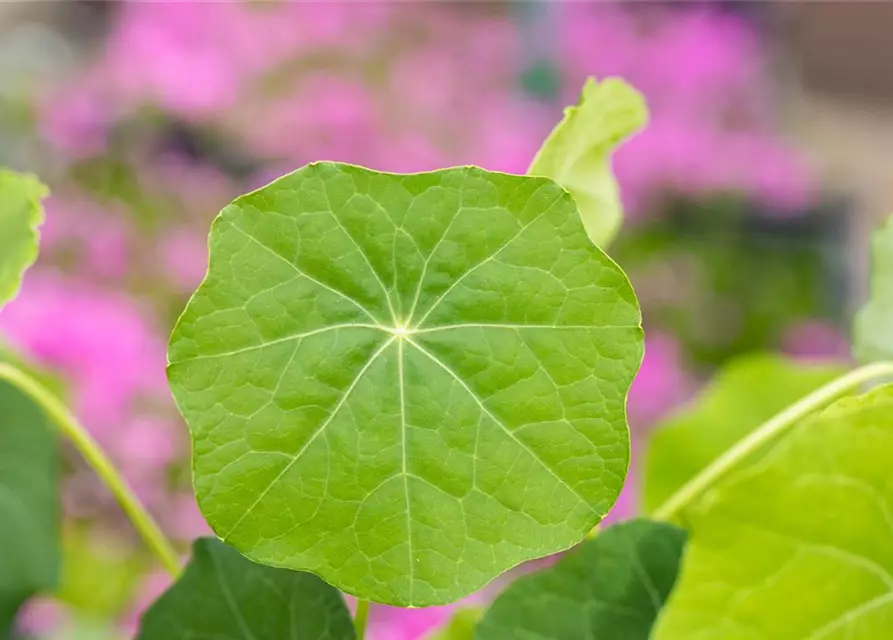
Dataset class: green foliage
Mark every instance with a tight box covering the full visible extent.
[56,528,147,619]
[854,215,893,363]
[476,519,686,640]
[426,607,482,640]
[654,385,893,639]
[137,538,355,640]
[168,162,643,606]
[0,170,47,309]
[644,354,845,513]
[528,77,646,248]
[0,380,58,638]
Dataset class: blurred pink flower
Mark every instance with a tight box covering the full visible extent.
[161,229,208,292]
[39,81,111,158]
[16,598,68,638]
[0,271,167,444]
[627,331,692,430]
[368,604,462,640]
[781,319,851,361]
[120,569,175,637]
[41,194,133,280]
[162,493,212,542]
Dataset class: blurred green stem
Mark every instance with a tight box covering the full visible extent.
[354,599,370,640]
[654,361,893,522]
[0,362,181,577]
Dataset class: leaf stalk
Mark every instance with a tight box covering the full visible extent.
[354,599,370,640]
[0,363,181,577]
[653,361,893,522]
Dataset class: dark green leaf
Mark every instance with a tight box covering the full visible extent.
[137,538,354,640]
[0,379,58,638]
[476,519,686,640]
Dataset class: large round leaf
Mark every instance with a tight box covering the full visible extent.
[168,163,643,606]
[654,384,893,639]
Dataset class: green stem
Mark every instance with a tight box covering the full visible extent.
[653,361,893,523]
[0,363,181,578]
[354,599,370,640]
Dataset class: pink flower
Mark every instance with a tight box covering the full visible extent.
[160,229,209,292]
[627,331,692,430]
[0,271,167,445]
[16,598,68,638]
[781,320,851,361]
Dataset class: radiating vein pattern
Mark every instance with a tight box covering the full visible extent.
[654,386,893,640]
[168,162,643,606]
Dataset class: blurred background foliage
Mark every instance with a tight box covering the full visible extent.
[1,2,889,638]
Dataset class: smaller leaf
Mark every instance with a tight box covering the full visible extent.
[643,354,845,513]
[854,214,893,363]
[0,170,48,309]
[528,77,647,248]
[0,378,58,639]
[137,538,355,640]
[476,519,686,640]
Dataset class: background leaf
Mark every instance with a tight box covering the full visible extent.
[476,519,686,640]
[137,538,355,640]
[643,353,845,514]
[0,170,47,309]
[168,162,643,606]
[854,215,893,363]
[527,77,646,248]
[654,384,893,639]
[0,380,58,639]
[425,607,483,640]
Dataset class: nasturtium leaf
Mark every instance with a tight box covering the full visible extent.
[854,214,893,363]
[476,519,686,640]
[654,384,893,639]
[137,538,355,640]
[527,77,646,248]
[168,162,643,606]
[643,353,845,514]
[0,170,47,309]
[0,379,58,638]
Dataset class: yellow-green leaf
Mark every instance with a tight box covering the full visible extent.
[528,77,646,248]
[0,169,48,308]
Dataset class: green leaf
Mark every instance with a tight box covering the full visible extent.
[527,77,646,248]
[643,354,845,513]
[653,384,893,639]
[168,162,643,606]
[0,379,58,638]
[426,607,483,640]
[854,215,893,363]
[56,527,146,618]
[476,519,686,640]
[0,170,48,309]
[137,538,355,640]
